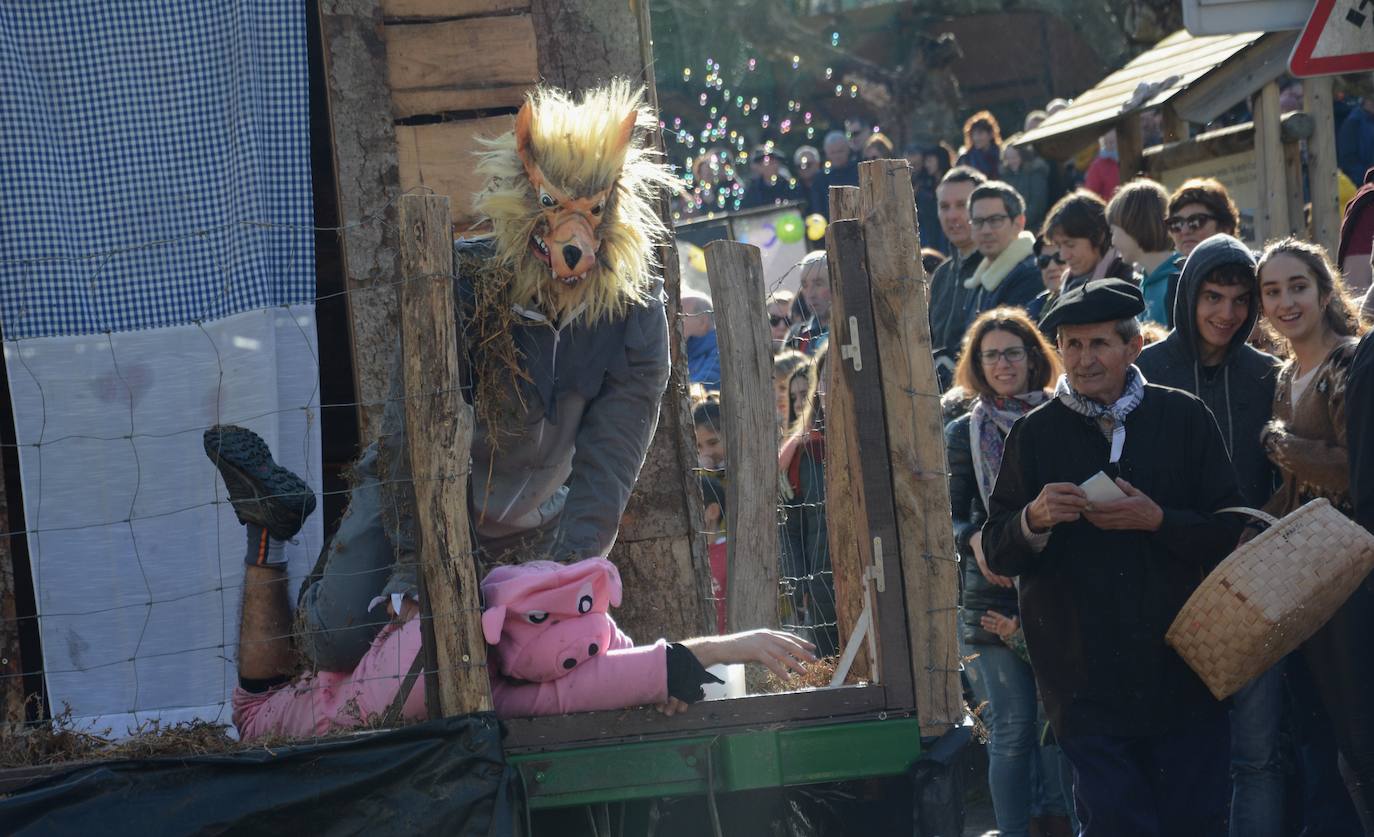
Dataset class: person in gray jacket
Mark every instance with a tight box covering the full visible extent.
[1135,232,1281,837]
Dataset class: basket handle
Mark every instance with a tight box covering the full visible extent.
[1218,506,1280,527]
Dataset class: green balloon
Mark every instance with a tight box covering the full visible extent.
[776,214,804,244]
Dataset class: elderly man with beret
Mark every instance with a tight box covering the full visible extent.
[982,278,1247,836]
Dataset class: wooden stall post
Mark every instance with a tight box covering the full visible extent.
[1253,81,1292,242]
[824,183,873,678]
[857,160,962,734]
[1117,114,1144,182]
[0,471,23,730]
[1307,75,1341,260]
[397,194,493,716]
[705,241,779,631]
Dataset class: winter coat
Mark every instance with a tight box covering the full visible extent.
[964,253,1043,327]
[687,328,721,389]
[1263,339,1361,519]
[946,413,1017,645]
[1137,235,1279,508]
[929,250,982,389]
[1139,252,1183,327]
[1002,158,1050,231]
[782,430,836,655]
[1350,333,1374,535]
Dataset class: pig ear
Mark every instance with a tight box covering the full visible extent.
[605,563,622,608]
[481,605,507,645]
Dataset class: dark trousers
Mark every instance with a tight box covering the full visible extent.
[1058,712,1230,837]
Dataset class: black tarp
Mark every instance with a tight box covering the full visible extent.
[0,714,515,836]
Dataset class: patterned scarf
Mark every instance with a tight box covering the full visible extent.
[970,391,1049,507]
[1054,365,1147,463]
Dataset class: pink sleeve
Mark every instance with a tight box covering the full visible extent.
[492,638,667,719]
[232,620,429,740]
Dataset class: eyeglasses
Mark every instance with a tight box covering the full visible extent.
[1036,252,1066,269]
[970,214,1011,230]
[769,315,791,327]
[1166,213,1217,233]
[979,346,1028,365]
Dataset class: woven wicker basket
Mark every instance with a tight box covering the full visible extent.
[1166,498,1374,700]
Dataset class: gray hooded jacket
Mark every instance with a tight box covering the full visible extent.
[1136,234,1280,506]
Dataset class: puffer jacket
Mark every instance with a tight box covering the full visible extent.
[1136,234,1280,507]
[946,413,1017,645]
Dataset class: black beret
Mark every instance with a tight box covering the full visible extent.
[1038,277,1144,334]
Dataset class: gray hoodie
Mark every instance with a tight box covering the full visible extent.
[1136,234,1280,506]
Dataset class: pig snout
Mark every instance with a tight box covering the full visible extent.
[555,639,601,671]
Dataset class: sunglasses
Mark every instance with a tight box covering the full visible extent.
[1037,252,1066,269]
[770,315,791,327]
[1166,213,1217,233]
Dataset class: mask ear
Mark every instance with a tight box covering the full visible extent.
[614,109,637,155]
[482,605,507,645]
[515,101,538,181]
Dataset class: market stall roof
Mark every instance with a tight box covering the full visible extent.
[1013,28,1297,159]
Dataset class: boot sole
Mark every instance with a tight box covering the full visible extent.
[203,425,316,541]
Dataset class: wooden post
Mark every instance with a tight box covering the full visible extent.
[1253,81,1291,242]
[1117,114,1143,183]
[825,182,872,677]
[1161,106,1188,144]
[705,241,779,631]
[397,194,492,716]
[0,470,23,730]
[530,0,711,643]
[1307,75,1342,259]
[1284,141,1307,239]
[857,159,962,735]
[317,0,403,440]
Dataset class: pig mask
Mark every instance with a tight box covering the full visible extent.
[480,558,621,683]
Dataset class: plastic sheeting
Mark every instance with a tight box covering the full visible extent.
[0,715,515,836]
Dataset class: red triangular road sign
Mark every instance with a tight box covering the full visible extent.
[1291,0,1374,77]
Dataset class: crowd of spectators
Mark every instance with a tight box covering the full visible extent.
[682,81,1374,835]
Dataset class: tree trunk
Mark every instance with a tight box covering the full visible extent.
[531,0,711,641]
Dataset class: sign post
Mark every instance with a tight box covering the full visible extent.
[1290,0,1374,76]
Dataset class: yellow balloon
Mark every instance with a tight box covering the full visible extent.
[687,243,707,274]
[805,213,827,241]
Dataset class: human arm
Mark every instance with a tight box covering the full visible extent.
[549,290,672,560]
[982,419,1077,577]
[375,340,420,601]
[946,417,1010,587]
[1263,349,1355,500]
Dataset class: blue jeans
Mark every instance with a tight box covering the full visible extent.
[1230,661,1285,837]
[964,639,1039,837]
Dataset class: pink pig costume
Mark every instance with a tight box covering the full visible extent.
[233,559,670,740]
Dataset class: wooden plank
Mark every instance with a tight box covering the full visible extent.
[503,684,889,751]
[1253,81,1291,243]
[383,0,528,16]
[318,0,403,440]
[394,117,513,228]
[1307,75,1341,260]
[384,16,537,119]
[825,219,916,707]
[1170,31,1299,126]
[857,160,961,736]
[824,183,871,679]
[1160,105,1188,144]
[704,241,779,631]
[530,0,645,92]
[397,194,493,716]
[1142,112,1313,174]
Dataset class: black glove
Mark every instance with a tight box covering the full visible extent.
[666,643,725,704]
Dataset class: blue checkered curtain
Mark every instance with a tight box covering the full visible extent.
[0,2,322,735]
[0,2,314,339]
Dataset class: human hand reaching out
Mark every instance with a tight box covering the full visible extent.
[682,629,816,681]
[980,610,1019,641]
[970,531,1013,588]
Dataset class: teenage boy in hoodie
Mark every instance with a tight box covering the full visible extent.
[962,180,1043,329]
[1135,233,1281,837]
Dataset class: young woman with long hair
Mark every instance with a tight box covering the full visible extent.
[946,307,1071,837]
[1257,238,1374,830]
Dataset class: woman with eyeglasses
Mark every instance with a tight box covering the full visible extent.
[946,307,1073,837]
[1040,190,1137,300]
[1107,180,1183,328]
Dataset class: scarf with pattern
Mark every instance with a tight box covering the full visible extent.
[1054,365,1146,463]
[970,391,1049,507]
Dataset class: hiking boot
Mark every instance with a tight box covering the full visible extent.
[203,424,316,541]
